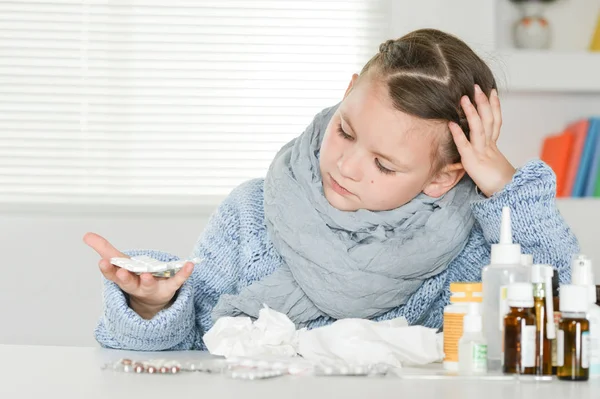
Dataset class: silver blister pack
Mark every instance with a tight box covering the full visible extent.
[110,256,202,277]
[313,363,390,377]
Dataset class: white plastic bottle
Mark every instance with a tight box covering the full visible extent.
[571,254,600,377]
[482,206,531,370]
[443,282,483,371]
[458,302,488,375]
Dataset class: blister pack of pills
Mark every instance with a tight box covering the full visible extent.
[313,363,390,377]
[110,256,202,277]
[104,358,183,374]
[225,368,285,380]
[103,357,287,380]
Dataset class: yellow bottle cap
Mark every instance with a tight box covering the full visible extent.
[449,282,483,303]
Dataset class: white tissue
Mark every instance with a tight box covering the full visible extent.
[205,306,443,369]
[203,306,298,358]
[297,318,441,368]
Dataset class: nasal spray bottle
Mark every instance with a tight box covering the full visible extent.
[482,206,531,370]
[571,254,600,377]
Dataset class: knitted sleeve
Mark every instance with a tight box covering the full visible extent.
[94,249,199,351]
[93,180,263,351]
[470,159,580,283]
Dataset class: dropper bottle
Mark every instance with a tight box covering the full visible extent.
[482,206,531,370]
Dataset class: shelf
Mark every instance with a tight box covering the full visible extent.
[491,50,600,93]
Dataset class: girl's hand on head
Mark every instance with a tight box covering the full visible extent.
[83,232,194,319]
[448,84,516,197]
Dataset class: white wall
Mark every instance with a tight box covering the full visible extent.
[3,0,600,348]
[0,207,211,347]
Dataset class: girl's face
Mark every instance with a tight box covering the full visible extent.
[319,74,463,212]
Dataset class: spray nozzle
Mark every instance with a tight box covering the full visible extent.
[571,254,597,304]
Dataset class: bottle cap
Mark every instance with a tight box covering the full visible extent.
[507,282,534,308]
[449,282,483,303]
[531,264,552,284]
[521,254,533,266]
[463,302,482,333]
[490,207,521,265]
[571,254,597,304]
[560,284,589,313]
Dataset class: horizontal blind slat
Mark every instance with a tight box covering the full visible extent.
[1,0,390,204]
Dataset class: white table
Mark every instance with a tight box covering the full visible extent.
[1,344,597,399]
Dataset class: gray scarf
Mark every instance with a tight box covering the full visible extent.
[212,104,478,326]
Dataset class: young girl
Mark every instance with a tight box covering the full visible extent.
[85,29,579,351]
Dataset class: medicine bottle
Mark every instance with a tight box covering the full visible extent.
[443,282,483,371]
[551,269,560,374]
[557,284,590,381]
[503,282,536,375]
[458,302,487,375]
[531,264,555,375]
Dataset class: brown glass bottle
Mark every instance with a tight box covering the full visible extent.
[533,291,552,375]
[504,305,536,374]
[551,270,560,375]
[503,283,537,374]
[557,314,589,381]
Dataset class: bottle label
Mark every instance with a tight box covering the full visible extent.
[499,285,509,331]
[582,331,590,369]
[557,330,564,367]
[521,325,536,368]
[471,343,488,373]
[442,312,464,363]
[551,311,561,367]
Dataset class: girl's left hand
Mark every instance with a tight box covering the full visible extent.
[448,84,516,198]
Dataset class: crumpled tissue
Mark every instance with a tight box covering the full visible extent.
[204,306,443,368]
[203,306,299,358]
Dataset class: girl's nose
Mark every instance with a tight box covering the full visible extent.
[337,148,364,182]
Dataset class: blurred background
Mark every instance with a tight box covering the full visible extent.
[1,0,599,347]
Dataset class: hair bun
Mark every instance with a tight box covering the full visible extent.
[379,39,406,58]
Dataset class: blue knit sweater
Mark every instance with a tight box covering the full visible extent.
[94,160,579,351]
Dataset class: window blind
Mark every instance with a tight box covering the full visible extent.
[0,0,390,206]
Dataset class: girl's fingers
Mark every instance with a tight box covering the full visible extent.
[473,84,494,143]
[460,95,485,150]
[489,89,503,142]
[138,273,159,296]
[115,267,140,294]
[98,259,118,282]
[84,232,128,260]
[448,121,472,157]
[167,262,195,292]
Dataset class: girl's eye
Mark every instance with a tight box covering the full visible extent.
[337,126,353,140]
[375,158,394,175]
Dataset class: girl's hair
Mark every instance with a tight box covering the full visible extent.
[360,28,497,175]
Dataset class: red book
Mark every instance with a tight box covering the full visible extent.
[540,130,574,197]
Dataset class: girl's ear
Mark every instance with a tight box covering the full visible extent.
[343,74,360,99]
[423,163,466,198]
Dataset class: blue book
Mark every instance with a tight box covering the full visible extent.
[572,119,599,197]
[583,118,600,196]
